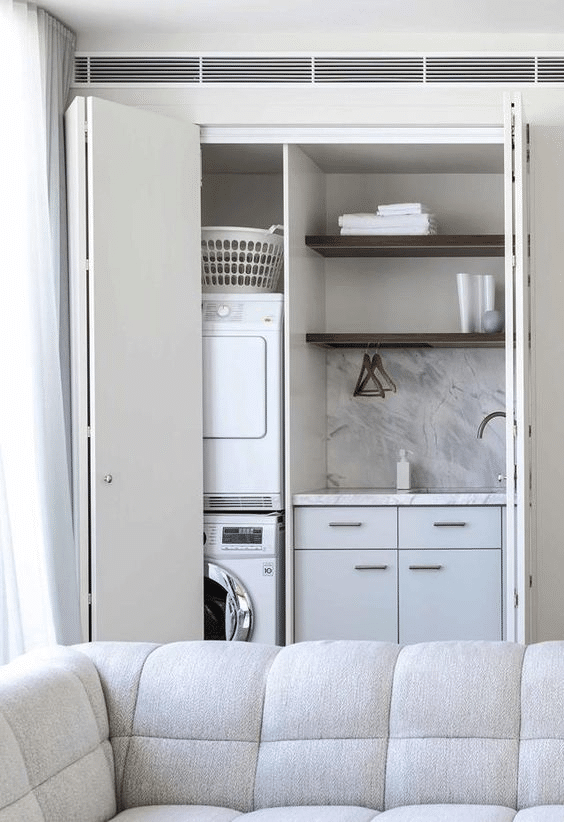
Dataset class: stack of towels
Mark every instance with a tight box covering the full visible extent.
[338,203,438,235]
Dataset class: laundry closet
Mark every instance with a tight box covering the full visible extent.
[200,118,528,644]
[66,96,529,646]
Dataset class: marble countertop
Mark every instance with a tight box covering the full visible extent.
[292,487,507,506]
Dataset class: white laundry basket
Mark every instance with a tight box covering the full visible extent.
[201,225,284,293]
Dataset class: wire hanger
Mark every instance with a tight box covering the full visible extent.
[370,350,396,394]
[353,349,397,398]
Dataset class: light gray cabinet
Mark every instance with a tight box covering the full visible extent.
[293,506,397,549]
[398,506,502,549]
[294,506,397,642]
[398,506,503,642]
[398,549,502,643]
[294,504,503,643]
[294,549,398,641]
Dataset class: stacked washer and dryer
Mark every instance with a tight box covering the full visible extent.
[201,227,285,645]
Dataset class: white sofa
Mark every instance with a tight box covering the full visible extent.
[1,639,564,821]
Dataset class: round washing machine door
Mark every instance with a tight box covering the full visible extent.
[204,561,253,641]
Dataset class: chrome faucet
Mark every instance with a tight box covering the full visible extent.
[476,411,506,439]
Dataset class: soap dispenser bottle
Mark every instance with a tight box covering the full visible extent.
[396,449,411,491]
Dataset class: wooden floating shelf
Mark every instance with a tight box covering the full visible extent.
[305,234,505,258]
[306,333,505,349]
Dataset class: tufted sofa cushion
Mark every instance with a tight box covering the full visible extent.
[78,641,281,813]
[0,645,115,821]
[385,641,525,808]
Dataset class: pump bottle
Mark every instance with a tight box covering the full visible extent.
[396,449,411,491]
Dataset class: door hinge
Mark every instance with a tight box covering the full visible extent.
[87,426,91,438]
[87,593,92,605]
[514,590,519,608]
[84,121,89,140]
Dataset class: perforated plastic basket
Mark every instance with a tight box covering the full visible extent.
[201,225,284,293]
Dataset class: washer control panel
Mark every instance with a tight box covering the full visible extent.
[204,514,281,555]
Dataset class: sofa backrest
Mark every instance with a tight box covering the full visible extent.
[6,638,564,817]
[75,638,551,814]
[0,645,116,822]
[79,638,564,814]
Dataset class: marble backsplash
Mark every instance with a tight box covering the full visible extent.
[326,348,505,490]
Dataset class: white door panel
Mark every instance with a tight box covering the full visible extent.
[504,93,531,642]
[202,336,266,438]
[66,96,203,642]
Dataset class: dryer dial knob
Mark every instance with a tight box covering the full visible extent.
[217,305,230,317]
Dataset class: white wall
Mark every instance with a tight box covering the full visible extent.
[75,30,564,52]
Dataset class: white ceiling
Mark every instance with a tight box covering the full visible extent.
[42,0,564,37]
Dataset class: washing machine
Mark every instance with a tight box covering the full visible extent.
[202,293,283,512]
[203,512,284,645]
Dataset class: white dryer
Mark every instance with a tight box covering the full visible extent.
[202,293,283,512]
[203,513,284,645]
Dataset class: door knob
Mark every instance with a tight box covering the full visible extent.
[103,474,113,484]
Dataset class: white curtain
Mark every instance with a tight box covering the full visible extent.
[0,1,81,662]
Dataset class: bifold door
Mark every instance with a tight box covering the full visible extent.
[66,96,203,642]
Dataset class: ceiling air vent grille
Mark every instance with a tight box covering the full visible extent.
[201,56,312,83]
[426,56,536,83]
[84,56,200,84]
[74,55,89,83]
[73,53,564,86]
[314,56,424,83]
[537,56,564,82]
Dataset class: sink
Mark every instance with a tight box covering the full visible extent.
[407,487,505,494]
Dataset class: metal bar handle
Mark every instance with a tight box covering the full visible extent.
[329,521,363,527]
[408,564,443,571]
[354,564,388,570]
[433,521,467,527]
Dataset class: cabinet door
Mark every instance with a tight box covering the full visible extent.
[66,97,203,642]
[294,549,397,642]
[399,549,502,643]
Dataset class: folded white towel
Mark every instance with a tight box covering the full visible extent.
[340,225,437,236]
[338,213,377,228]
[339,213,436,230]
[377,202,430,216]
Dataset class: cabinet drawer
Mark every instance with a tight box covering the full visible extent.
[294,507,397,549]
[294,549,398,642]
[398,506,502,549]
